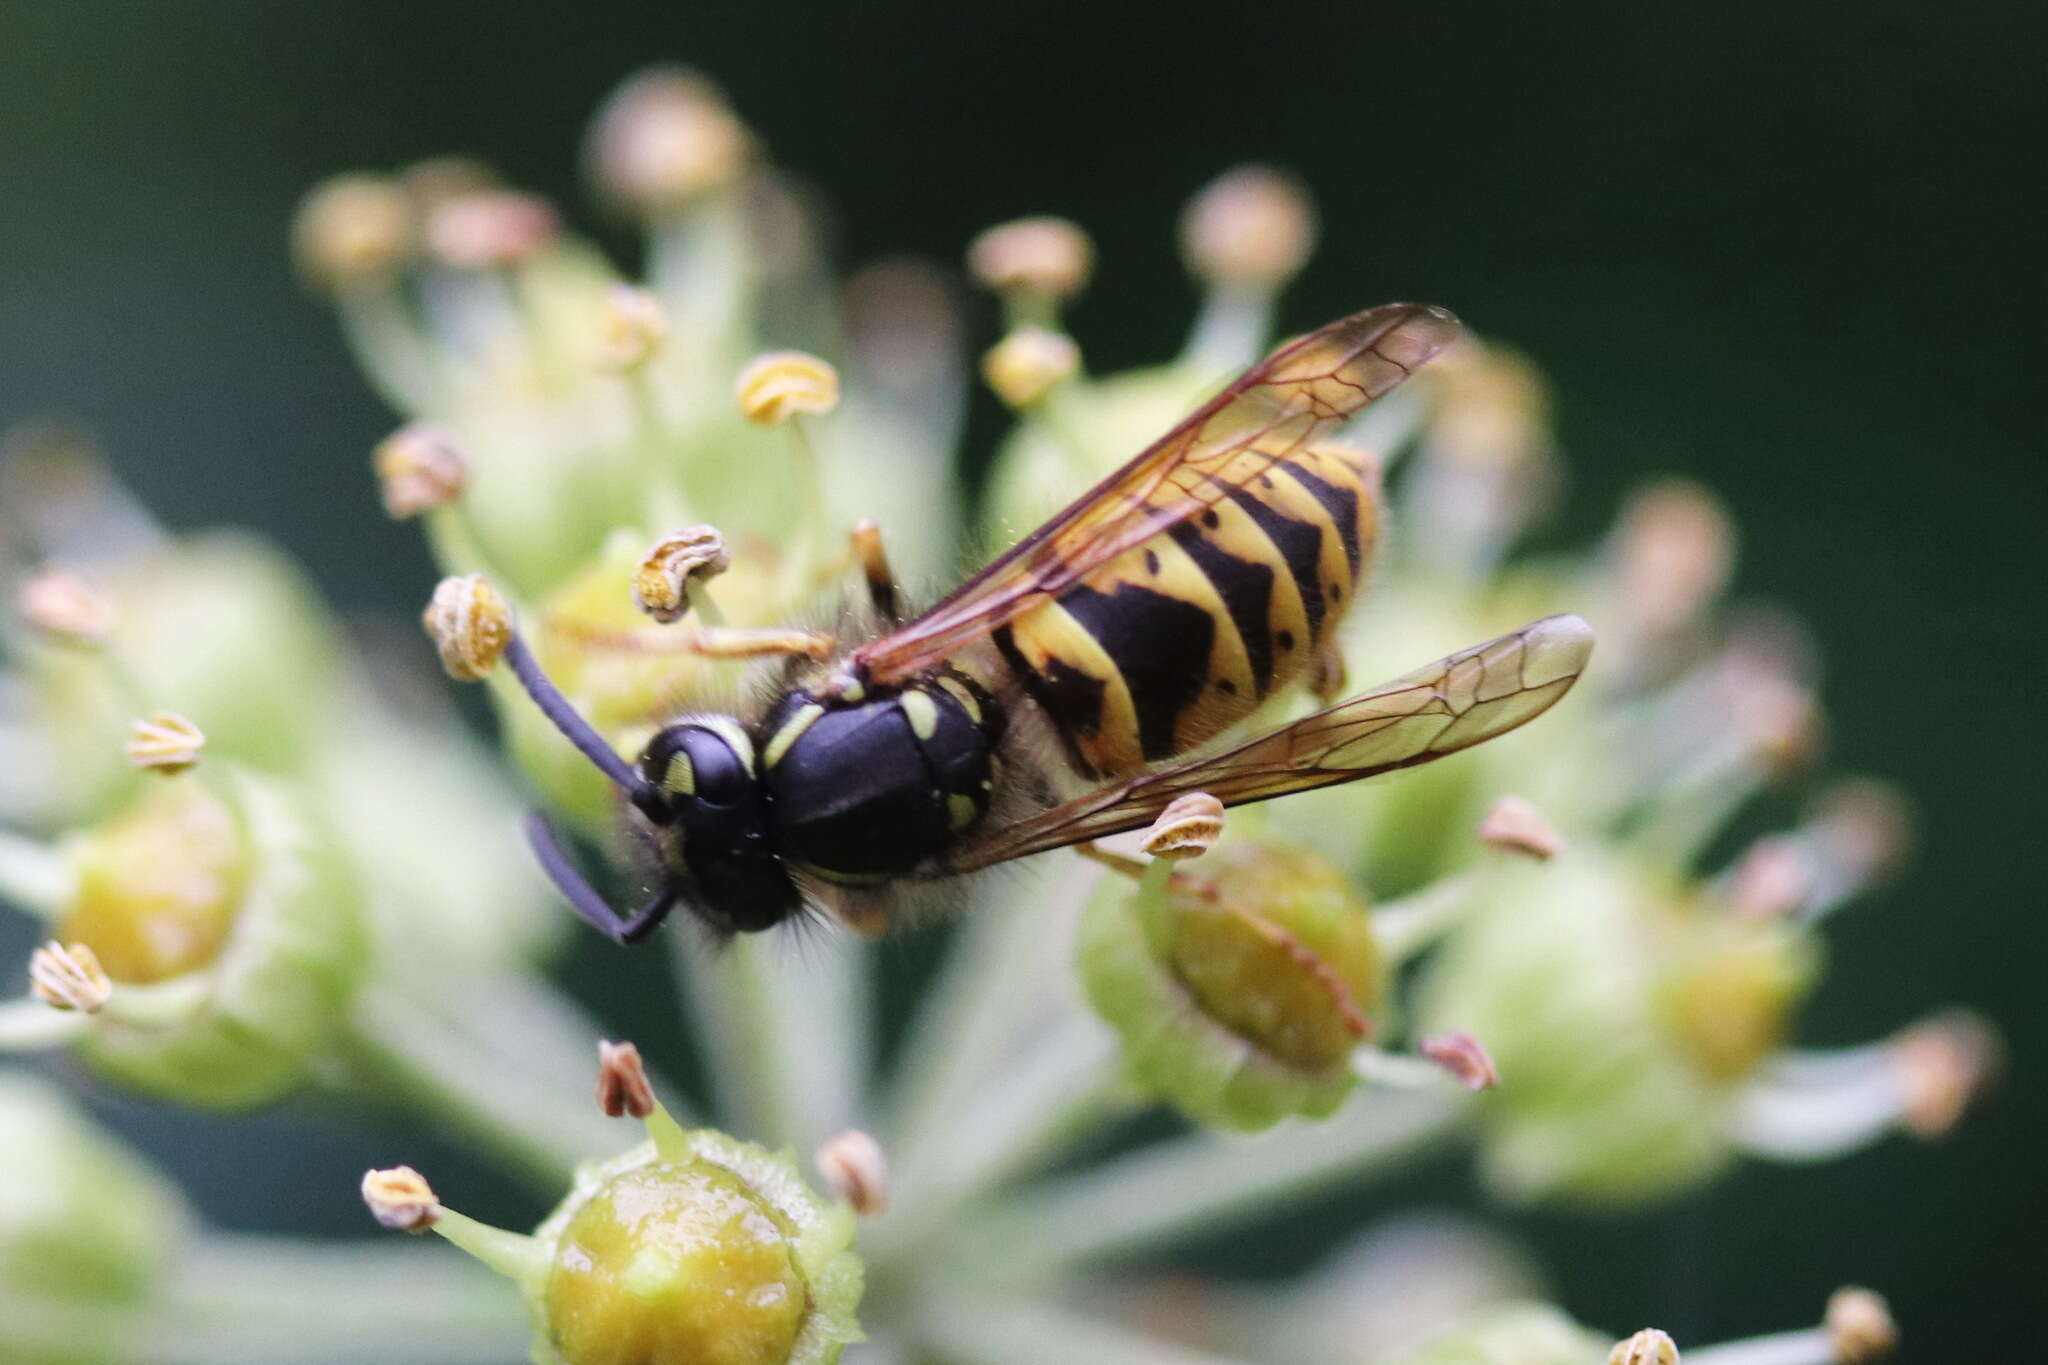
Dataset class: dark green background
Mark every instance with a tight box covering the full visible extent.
[2,3,2040,1361]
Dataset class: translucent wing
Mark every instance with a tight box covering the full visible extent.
[848,303,1460,686]
[939,615,1594,874]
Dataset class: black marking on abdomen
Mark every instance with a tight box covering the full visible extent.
[994,623,1109,769]
[1058,581,1214,761]
[1169,521,1276,697]
[1225,486,1327,642]
[1278,460,1363,576]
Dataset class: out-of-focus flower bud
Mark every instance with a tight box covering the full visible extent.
[632,526,730,624]
[16,566,114,645]
[736,351,840,425]
[124,712,205,776]
[967,217,1093,301]
[292,173,415,288]
[981,326,1081,408]
[423,574,512,682]
[372,424,468,520]
[368,1055,864,1365]
[1079,827,1388,1132]
[400,156,501,214]
[0,1074,188,1365]
[426,190,561,271]
[593,285,670,373]
[1180,165,1317,288]
[1421,849,1816,1206]
[589,67,752,215]
[43,769,366,1107]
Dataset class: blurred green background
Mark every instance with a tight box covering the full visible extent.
[1,2,2040,1360]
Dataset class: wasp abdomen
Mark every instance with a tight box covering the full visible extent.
[759,684,994,881]
[996,444,1378,778]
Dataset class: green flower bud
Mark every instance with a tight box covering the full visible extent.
[1418,848,1817,1206]
[0,1074,187,1365]
[51,767,366,1108]
[1079,826,1388,1132]
[368,1072,863,1365]
[12,533,340,826]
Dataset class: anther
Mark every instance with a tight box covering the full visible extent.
[422,574,512,681]
[1476,795,1565,861]
[361,1166,442,1234]
[29,942,111,1014]
[371,424,467,520]
[633,526,731,624]
[1181,165,1317,288]
[292,173,414,288]
[1825,1287,1897,1364]
[967,217,1093,300]
[16,566,114,645]
[1608,1328,1680,1365]
[425,190,560,271]
[594,285,670,373]
[981,326,1080,408]
[1140,793,1225,861]
[735,351,840,425]
[814,1129,890,1217]
[596,1039,658,1119]
[1420,1031,1500,1091]
[589,67,751,213]
[1892,1010,1998,1138]
[125,712,205,775]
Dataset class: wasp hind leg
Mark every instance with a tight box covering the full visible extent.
[1310,640,1348,704]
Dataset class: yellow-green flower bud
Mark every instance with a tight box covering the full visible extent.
[371,1094,863,1365]
[1418,849,1817,1206]
[1078,832,1388,1131]
[52,768,366,1108]
[0,1075,187,1365]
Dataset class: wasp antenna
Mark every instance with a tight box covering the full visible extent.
[522,812,677,945]
[504,632,666,819]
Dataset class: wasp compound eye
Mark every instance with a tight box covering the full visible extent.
[641,723,755,807]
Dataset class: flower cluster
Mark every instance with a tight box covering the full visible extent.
[0,66,1989,1365]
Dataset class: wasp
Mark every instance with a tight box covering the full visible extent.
[506,304,1594,941]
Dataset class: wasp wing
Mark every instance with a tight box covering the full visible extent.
[847,303,1461,686]
[940,614,1594,874]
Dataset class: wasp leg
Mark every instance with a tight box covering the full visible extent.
[688,626,837,660]
[522,812,676,945]
[1309,639,1348,704]
[850,519,905,624]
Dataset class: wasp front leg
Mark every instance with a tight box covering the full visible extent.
[849,518,905,624]
[688,626,837,660]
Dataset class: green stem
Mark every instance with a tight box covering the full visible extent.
[1179,281,1274,377]
[146,1232,527,1365]
[917,1295,1259,1365]
[884,859,1102,1178]
[336,280,447,415]
[1372,870,1481,964]
[345,981,620,1189]
[0,997,90,1049]
[1687,1328,1834,1365]
[975,1087,1470,1273]
[671,931,866,1153]
[421,502,495,580]
[0,828,71,918]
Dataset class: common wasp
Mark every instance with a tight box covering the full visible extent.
[507,304,1594,941]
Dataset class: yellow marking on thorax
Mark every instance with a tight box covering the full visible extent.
[761,702,826,770]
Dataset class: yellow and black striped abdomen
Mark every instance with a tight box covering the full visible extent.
[994,444,1380,778]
